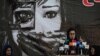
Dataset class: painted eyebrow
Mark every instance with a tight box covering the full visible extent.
[42,5,59,8]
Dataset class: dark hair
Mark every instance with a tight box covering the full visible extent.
[2,45,13,56]
[37,0,48,6]
[67,28,77,40]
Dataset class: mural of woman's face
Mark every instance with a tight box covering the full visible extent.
[12,0,63,55]
[35,0,61,34]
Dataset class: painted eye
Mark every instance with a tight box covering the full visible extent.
[27,14,33,19]
[20,13,26,18]
[15,11,33,23]
[44,11,57,19]
[19,13,27,23]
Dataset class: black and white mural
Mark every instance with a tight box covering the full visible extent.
[12,0,66,56]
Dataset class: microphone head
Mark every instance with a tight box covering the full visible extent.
[77,41,81,45]
[69,42,73,46]
[64,45,69,49]
[82,42,87,46]
[79,44,84,48]
[85,45,89,49]
[59,46,64,51]
[69,42,77,46]
[73,42,77,46]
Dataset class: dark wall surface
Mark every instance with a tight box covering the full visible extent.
[62,0,100,45]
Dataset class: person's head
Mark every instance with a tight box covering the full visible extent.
[67,28,76,40]
[91,47,95,55]
[3,45,12,56]
[6,47,11,56]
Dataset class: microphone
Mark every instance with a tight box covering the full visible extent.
[69,40,77,55]
[64,45,69,55]
[69,40,77,47]
[59,46,64,55]
[79,42,85,55]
